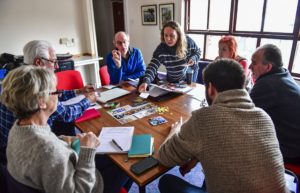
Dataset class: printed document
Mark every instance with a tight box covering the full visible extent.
[97,126,134,154]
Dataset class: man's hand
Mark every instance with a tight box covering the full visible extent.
[179,158,198,176]
[84,91,97,103]
[76,85,95,95]
[112,49,122,68]
[138,83,148,93]
[77,132,100,148]
[163,118,182,143]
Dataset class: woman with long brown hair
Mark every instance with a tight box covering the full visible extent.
[139,21,201,92]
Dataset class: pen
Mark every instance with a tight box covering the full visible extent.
[111,139,123,151]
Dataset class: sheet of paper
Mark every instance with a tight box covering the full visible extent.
[96,126,134,154]
[87,102,102,110]
[102,85,116,89]
[96,88,130,103]
[60,95,85,106]
[139,92,149,98]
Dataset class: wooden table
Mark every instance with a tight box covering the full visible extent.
[75,83,206,193]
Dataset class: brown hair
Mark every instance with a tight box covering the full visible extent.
[160,21,187,59]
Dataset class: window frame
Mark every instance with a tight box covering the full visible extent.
[184,0,300,78]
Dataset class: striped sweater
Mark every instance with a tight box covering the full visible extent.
[143,36,201,84]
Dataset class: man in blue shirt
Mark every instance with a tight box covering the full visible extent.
[249,44,300,164]
[0,40,96,164]
[106,31,146,84]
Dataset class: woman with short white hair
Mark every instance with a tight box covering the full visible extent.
[1,65,104,193]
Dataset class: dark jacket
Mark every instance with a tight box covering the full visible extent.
[250,67,300,160]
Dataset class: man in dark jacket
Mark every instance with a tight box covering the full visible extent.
[250,44,300,164]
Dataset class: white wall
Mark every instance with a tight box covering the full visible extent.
[125,0,183,65]
[0,0,90,55]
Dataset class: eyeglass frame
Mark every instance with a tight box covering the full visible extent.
[40,57,59,66]
[49,89,64,97]
[115,40,129,46]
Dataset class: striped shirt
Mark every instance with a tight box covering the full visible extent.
[143,36,201,84]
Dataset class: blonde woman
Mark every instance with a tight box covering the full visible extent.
[139,21,201,92]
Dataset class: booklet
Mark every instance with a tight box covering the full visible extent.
[128,134,154,158]
[96,126,134,154]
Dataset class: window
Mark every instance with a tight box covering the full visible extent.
[185,0,300,78]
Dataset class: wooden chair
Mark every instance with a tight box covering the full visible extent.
[55,70,84,90]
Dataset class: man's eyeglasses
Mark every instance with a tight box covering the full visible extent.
[49,89,64,97]
[41,57,59,66]
[115,40,129,46]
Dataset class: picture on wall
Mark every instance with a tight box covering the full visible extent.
[159,3,174,29]
[141,5,157,25]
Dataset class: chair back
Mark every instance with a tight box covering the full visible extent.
[55,70,84,90]
[285,163,300,178]
[100,65,110,86]
[5,167,42,193]
[196,61,210,85]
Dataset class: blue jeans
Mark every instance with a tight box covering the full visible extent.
[95,155,133,193]
[159,174,207,193]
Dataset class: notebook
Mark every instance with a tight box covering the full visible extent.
[97,88,130,103]
[75,108,101,123]
[96,126,134,154]
[128,134,154,158]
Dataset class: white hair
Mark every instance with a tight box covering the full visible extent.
[23,40,54,65]
[1,65,57,119]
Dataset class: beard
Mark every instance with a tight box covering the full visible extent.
[205,88,213,106]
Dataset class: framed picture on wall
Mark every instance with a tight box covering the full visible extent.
[141,5,157,25]
[159,3,174,29]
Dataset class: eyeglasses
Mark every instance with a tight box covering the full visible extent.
[49,89,64,97]
[41,57,59,66]
[115,40,129,46]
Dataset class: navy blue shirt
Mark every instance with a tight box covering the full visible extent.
[250,68,300,159]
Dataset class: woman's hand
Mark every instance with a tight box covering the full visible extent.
[138,83,148,93]
[187,59,195,66]
[77,132,100,148]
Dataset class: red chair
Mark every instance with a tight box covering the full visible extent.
[285,163,300,178]
[119,187,128,193]
[99,65,110,86]
[55,70,84,90]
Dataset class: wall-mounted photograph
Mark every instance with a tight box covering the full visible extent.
[159,3,174,29]
[141,5,157,25]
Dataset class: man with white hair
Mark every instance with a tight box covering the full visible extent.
[106,31,146,84]
[0,40,96,164]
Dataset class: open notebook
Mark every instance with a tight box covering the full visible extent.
[96,126,134,154]
[97,88,130,103]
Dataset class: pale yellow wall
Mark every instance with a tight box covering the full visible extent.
[0,0,89,55]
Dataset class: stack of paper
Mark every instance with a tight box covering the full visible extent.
[96,127,134,154]
[128,134,154,158]
[96,87,130,103]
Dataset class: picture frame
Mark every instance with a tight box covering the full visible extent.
[141,5,157,25]
[159,3,174,29]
